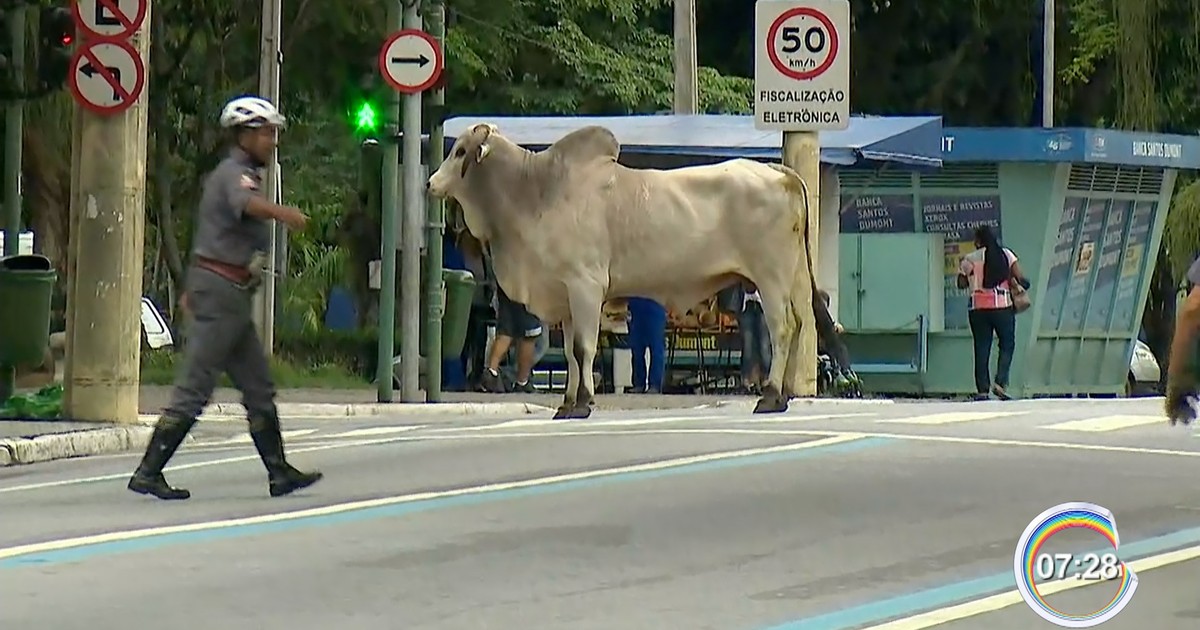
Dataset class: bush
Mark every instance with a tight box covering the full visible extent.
[140,328,381,389]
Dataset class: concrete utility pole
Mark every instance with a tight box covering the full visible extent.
[0,5,25,402]
[1041,0,1054,127]
[783,134,819,396]
[423,0,446,401]
[252,0,283,354]
[673,0,697,114]
[376,0,403,402]
[398,0,424,402]
[64,7,151,424]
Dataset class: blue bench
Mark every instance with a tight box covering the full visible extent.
[849,314,929,375]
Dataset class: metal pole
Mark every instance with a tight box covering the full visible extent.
[423,0,446,402]
[253,0,282,354]
[1042,0,1054,128]
[399,1,423,402]
[0,5,24,402]
[3,6,24,258]
[376,1,403,402]
[672,0,697,114]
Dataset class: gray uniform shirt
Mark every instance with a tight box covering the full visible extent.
[1188,257,1200,286]
[190,147,270,268]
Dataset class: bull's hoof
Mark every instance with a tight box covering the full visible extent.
[753,397,789,414]
[553,404,592,420]
[753,384,789,414]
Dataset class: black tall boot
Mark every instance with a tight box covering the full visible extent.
[249,413,323,497]
[128,415,194,500]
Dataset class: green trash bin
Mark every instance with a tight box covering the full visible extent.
[415,267,478,359]
[440,269,476,358]
[0,254,58,366]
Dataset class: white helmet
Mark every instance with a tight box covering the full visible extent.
[219,95,286,129]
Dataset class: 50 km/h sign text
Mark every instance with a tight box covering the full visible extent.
[754,0,850,132]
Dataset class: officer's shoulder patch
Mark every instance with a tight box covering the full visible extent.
[240,173,259,190]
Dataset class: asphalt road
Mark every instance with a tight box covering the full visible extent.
[2,397,1199,629]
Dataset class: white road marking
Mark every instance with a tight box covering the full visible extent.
[322,425,427,438]
[6,420,1195,495]
[0,435,423,494]
[0,434,869,560]
[858,542,1200,628]
[791,428,1200,458]
[430,412,875,433]
[722,412,877,424]
[208,429,318,445]
[1040,414,1164,432]
[877,412,1025,425]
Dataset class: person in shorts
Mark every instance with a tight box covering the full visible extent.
[479,284,543,393]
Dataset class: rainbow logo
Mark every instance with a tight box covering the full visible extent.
[1014,502,1139,627]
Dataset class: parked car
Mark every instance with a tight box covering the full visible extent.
[1127,339,1161,397]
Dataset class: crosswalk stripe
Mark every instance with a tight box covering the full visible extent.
[1040,415,1164,432]
[877,411,1025,425]
[323,426,426,438]
[212,429,318,445]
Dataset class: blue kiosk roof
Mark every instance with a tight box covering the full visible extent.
[442,114,945,169]
[440,115,1200,171]
[941,127,1200,170]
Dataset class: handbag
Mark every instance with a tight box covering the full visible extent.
[1010,278,1032,313]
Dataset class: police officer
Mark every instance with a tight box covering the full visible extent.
[127,96,322,500]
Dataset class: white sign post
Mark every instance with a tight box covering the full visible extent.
[754,0,850,131]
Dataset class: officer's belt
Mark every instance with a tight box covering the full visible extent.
[194,256,252,285]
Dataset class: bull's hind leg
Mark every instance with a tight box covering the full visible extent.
[554,319,579,419]
[754,287,794,414]
[784,272,819,399]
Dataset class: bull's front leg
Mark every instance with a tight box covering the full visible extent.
[559,284,604,419]
[554,318,579,419]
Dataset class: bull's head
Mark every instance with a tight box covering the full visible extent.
[426,123,497,198]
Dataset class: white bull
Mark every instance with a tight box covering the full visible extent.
[427,123,838,418]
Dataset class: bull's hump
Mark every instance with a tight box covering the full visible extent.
[545,126,620,163]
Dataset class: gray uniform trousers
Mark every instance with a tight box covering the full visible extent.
[165,266,277,424]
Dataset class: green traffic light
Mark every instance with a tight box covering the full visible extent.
[353,101,378,133]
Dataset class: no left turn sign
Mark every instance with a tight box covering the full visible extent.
[754,0,850,132]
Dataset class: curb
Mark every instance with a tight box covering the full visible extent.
[185,401,556,421]
[0,425,170,467]
[694,397,895,410]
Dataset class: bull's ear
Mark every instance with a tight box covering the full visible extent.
[476,142,491,163]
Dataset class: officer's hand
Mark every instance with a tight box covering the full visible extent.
[1165,378,1198,426]
[275,206,309,231]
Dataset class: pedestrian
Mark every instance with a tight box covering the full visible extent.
[956,225,1028,401]
[626,297,667,393]
[127,95,322,501]
[737,283,772,394]
[1165,256,1200,425]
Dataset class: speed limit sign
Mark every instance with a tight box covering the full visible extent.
[754,0,850,131]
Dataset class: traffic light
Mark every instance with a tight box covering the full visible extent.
[36,5,74,91]
[352,98,380,136]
